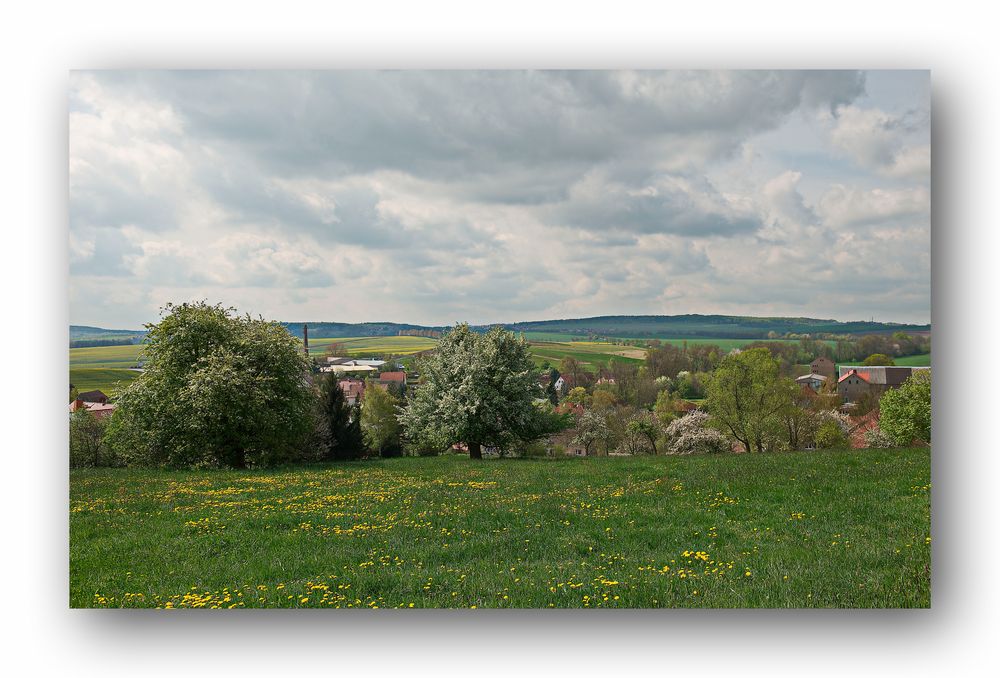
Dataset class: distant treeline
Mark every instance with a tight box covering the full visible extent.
[77,314,931,346]
[398,329,443,338]
[505,315,931,340]
[283,322,447,338]
[70,337,145,348]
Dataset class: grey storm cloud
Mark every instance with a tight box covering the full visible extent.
[84,70,865,186]
[68,70,931,327]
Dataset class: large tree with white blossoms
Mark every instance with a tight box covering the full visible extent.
[399,323,569,459]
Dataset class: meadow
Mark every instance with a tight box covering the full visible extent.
[70,447,931,609]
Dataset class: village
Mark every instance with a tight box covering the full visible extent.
[70,320,931,461]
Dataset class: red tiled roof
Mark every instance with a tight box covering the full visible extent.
[838,369,869,384]
[378,371,406,382]
[848,409,880,448]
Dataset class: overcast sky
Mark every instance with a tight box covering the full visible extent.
[69,70,930,329]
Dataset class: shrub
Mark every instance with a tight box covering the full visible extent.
[864,427,896,449]
[663,411,729,455]
[70,410,112,468]
[879,371,931,445]
[815,420,850,449]
[520,440,549,458]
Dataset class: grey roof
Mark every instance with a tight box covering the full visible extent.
[837,365,930,386]
[796,373,828,383]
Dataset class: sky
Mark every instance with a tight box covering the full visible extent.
[68,70,931,329]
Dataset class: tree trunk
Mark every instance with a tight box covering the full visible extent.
[469,441,483,460]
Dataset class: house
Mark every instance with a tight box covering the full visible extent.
[837,369,872,403]
[795,373,828,391]
[69,398,116,419]
[77,389,109,404]
[837,366,930,402]
[553,375,566,393]
[378,371,407,387]
[810,356,836,379]
[337,378,366,405]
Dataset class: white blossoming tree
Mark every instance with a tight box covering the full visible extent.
[663,411,729,455]
[399,323,569,459]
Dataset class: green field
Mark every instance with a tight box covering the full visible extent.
[307,336,438,356]
[70,367,139,396]
[528,341,647,371]
[69,344,143,368]
[71,447,930,608]
[894,353,931,367]
[69,345,146,395]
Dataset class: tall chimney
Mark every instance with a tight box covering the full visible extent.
[303,323,310,356]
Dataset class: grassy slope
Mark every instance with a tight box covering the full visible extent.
[71,447,930,609]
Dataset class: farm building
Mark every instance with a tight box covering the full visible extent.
[810,356,836,379]
[837,366,930,402]
[337,378,366,406]
[69,398,116,419]
[795,373,828,391]
[77,389,109,404]
[321,363,378,375]
[378,371,407,388]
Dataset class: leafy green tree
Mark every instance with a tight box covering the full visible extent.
[70,409,112,467]
[591,389,617,412]
[105,302,315,468]
[705,348,797,453]
[815,420,850,449]
[654,389,678,427]
[862,353,896,366]
[316,372,365,460]
[559,356,583,388]
[879,371,931,445]
[565,386,590,407]
[624,409,661,454]
[361,384,402,457]
[399,324,567,459]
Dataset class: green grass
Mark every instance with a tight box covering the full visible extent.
[70,447,930,609]
[894,354,931,367]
